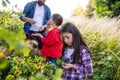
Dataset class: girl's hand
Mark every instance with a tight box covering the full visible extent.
[62,62,77,70]
[32,33,43,38]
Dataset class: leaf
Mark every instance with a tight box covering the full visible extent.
[2,0,7,7]
[34,73,47,80]
[10,66,16,74]
[16,77,27,80]
[5,0,10,4]
[0,60,8,70]
[0,29,30,55]
[107,56,112,60]
[22,47,30,57]
[6,75,15,80]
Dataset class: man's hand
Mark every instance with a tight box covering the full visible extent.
[27,18,36,24]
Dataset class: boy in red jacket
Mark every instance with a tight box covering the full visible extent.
[32,13,63,66]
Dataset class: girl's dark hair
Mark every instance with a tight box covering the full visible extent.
[52,13,63,26]
[61,22,90,63]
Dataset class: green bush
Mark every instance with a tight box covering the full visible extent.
[0,10,120,80]
[91,0,120,17]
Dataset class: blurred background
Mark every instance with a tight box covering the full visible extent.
[0,0,120,80]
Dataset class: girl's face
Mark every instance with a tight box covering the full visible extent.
[62,32,73,47]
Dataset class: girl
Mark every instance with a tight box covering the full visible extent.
[61,22,93,80]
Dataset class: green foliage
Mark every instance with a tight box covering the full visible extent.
[111,1,120,17]
[72,3,93,18]
[0,10,63,80]
[0,11,23,32]
[29,73,48,80]
[1,0,10,7]
[0,59,8,70]
[0,7,120,80]
[72,6,83,17]
[0,37,9,49]
[78,24,120,80]
[52,69,63,80]
[0,29,31,57]
[68,17,120,80]
[0,10,23,50]
[91,0,120,17]
[82,28,120,80]
[0,10,30,56]
[9,56,45,77]
[5,56,62,80]
[5,74,15,80]
[114,66,120,80]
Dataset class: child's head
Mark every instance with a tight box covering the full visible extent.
[61,22,88,63]
[50,13,63,26]
[61,22,87,47]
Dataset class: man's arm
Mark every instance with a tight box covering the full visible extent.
[20,2,36,24]
[21,17,36,24]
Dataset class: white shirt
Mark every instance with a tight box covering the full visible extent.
[30,4,44,31]
[65,48,74,59]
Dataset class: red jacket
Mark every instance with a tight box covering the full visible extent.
[41,27,62,58]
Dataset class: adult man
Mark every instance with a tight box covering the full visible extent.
[20,0,51,51]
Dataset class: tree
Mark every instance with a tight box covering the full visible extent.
[91,0,120,17]
[72,6,83,17]
[72,0,93,17]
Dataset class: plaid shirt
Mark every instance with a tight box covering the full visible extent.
[63,48,93,80]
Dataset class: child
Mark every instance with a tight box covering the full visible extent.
[60,22,93,80]
[32,13,63,66]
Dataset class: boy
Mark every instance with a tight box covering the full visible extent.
[32,13,63,65]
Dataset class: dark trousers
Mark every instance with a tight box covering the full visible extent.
[48,57,58,66]
[26,30,45,49]
[47,57,59,74]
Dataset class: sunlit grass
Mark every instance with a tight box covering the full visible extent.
[66,16,120,36]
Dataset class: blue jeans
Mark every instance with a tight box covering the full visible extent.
[48,57,59,74]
